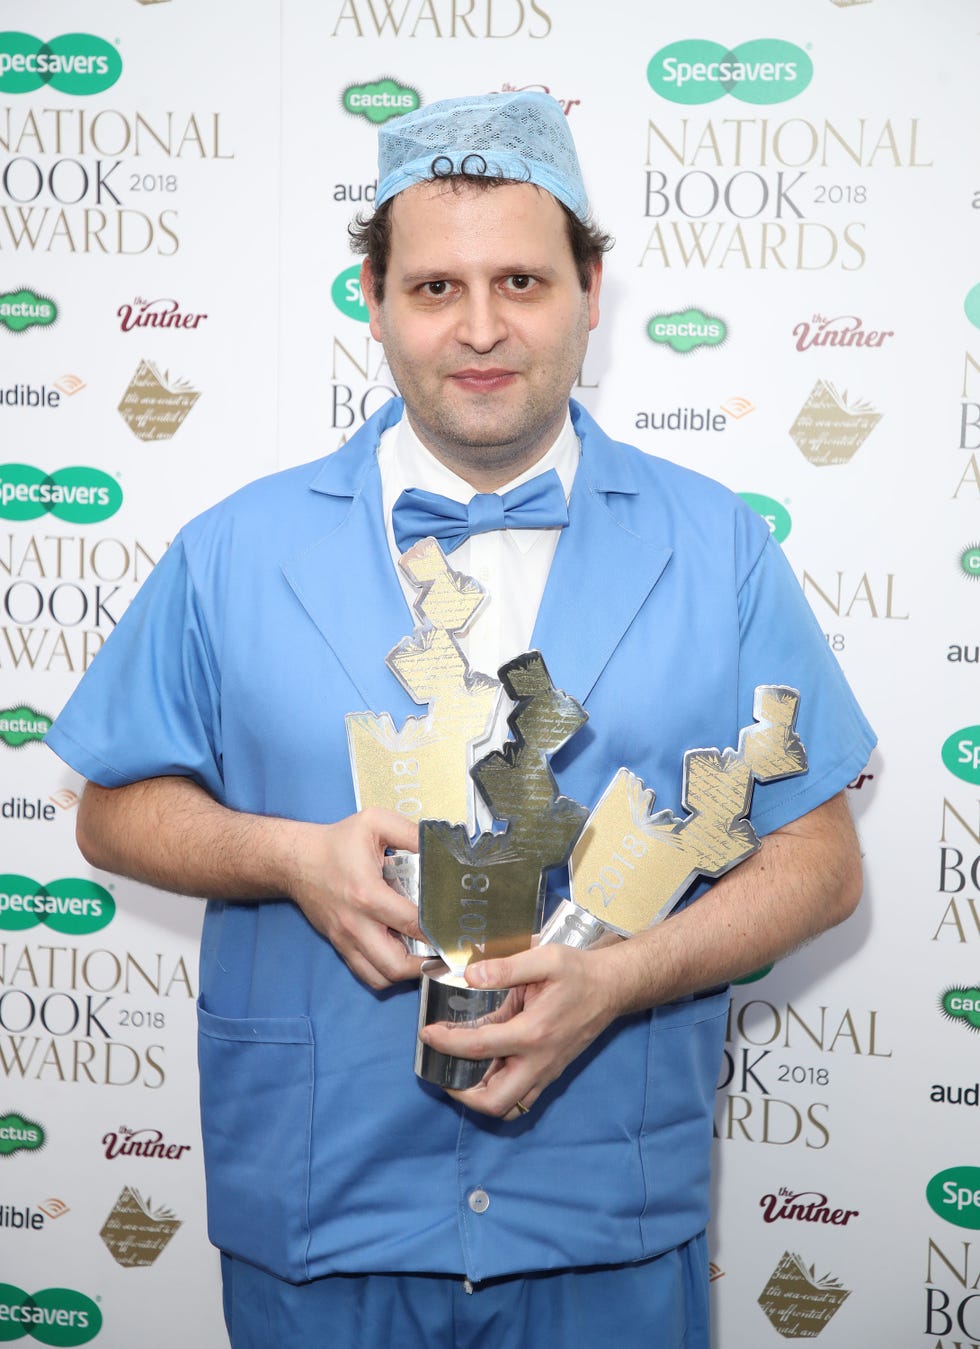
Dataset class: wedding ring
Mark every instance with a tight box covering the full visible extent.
[514,1098,531,1115]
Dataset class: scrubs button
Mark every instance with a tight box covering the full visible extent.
[468,1188,490,1214]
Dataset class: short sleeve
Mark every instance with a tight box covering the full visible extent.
[45,533,225,799]
[736,532,876,835]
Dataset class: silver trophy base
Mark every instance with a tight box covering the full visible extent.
[414,959,509,1090]
[382,850,437,958]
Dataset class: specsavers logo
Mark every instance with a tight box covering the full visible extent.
[0,877,115,935]
[739,493,792,543]
[927,1167,980,1230]
[942,727,980,785]
[647,39,812,105]
[0,33,121,95]
[0,467,121,525]
[0,1285,101,1345]
[342,79,420,123]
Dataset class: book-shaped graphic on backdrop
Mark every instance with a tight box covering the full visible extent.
[758,1251,851,1338]
[344,537,809,1088]
[117,359,200,441]
[99,1185,181,1268]
[789,378,881,466]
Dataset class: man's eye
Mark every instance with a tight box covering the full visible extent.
[422,280,450,296]
[508,275,534,290]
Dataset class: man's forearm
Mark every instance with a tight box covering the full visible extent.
[596,791,862,1017]
[77,777,298,901]
[75,777,425,989]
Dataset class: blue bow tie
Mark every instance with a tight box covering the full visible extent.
[392,469,569,555]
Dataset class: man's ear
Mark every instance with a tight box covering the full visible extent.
[586,258,602,332]
[361,259,382,340]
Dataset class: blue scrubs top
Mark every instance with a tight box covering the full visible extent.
[46,399,875,1284]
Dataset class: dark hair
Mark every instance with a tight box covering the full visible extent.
[349,163,613,301]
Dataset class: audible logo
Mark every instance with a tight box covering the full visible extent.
[0,1285,101,1345]
[0,466,121,524]
[0,32,121,95]
[647,39,813,106]
[0,876,115,934]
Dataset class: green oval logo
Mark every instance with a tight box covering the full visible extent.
[942,986,980,1032]
[0,32,121,96]
[0,1285,101,1346]
[0,876,115,935]
[941,727,980,785]
[331,264,369,322]
[342,78,420,124]
[647,38,812,106]
[739,493,792,543]
[0,465,122,523]
[965,283,980,331]
[927,1167,980,1230]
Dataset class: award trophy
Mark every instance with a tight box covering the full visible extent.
[347,539,809,1095]
[346,537,502,956]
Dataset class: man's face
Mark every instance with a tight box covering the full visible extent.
[363,180,601,490]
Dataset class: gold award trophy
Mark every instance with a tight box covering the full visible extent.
[347,540,808,1093]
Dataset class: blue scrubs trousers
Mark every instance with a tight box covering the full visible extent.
[221,1233,709,1348]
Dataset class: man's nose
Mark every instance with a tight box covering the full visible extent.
[454,290,508,352]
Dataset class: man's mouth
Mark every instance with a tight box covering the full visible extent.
[449,368,518,392]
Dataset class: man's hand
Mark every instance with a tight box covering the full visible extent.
[280,807,425,989]
[77,778,425,991]
[418,944,622,1120]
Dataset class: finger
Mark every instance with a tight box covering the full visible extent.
[465,944,562,990]
[363,807,419,854]
[445,1068,538,1121]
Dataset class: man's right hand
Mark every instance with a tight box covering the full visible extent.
[77,778,424,992]
[279,807,424,989]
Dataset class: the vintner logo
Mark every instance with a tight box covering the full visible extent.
[0,1284,101,1345]
[0,32,121,95]
[0,877,115,935]
[0,467,122,524]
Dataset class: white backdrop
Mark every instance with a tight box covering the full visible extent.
[2,2,978,1344]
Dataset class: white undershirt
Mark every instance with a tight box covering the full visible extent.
[378,412,580,824]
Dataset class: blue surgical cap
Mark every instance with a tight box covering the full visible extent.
[375,91,589,220]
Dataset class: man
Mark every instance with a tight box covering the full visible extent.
[46,93,874,1347]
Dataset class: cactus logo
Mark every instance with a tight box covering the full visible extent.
[965,283,980,331]
[0,1285,100,1345]
[0,33,121,95]
[927,1167,980,1230]
[960,543,980,580]
[0,877,115,935]
[342,78,420,124]
[0,466,122,524]
[0,707,52,748]
[941,987,980,1033]
[739,493,792,544]
[647,309,727,354]
[647,39,813,106]
[0,1113,45,1157]
[331,264,369,322]
[942,727,980,785]
[0,291,57,335]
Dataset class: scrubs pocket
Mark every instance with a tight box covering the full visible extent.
[198,999,314,1282]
